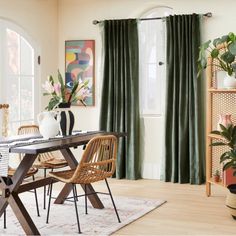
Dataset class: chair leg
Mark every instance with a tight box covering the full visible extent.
[3,210,6,229]
[32,175,40,217]
[74,184,78,201]
[43,169,47,209]
[85,184,88,214]
[46,181,53,224]
[105,178,121,223]
[72,184,81,234]
[47,168,53,196]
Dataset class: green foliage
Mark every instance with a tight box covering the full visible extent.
[210,124,236,174]
[198,32,236,77]
[42,70,88,111]
[214,169,220,176]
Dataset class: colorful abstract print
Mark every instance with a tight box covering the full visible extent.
[65,40,95,106]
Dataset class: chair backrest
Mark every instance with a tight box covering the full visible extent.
[70,135,118,184]
[17,125,55,162]
[18,125,40,135]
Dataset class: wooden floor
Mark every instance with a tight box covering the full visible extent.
[89,179,236,235]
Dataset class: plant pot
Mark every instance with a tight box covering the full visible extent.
[223,74,236,89]
[213,175,220,182]
[226,184,236,220]
[57,103,74,136]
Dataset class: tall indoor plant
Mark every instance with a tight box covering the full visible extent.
[198,32,236,88]
[211,124,236,219]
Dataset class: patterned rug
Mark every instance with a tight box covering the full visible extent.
[0,191,166,235]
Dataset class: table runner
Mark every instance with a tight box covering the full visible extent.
[0,130,95,148]
[0,147,9,176]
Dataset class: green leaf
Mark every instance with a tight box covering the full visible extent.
[221,51,235,64]
[221,35,230,43]
[57,70,65,101]
[202,40,211,50]
[210,142,226,146]
[49,75,54,86]
[229,42,236,55]
[220,154,231,163]
[211,49,219,58]
[228,32,236,42]
[233,171,236,176]
[213,38,221,47]
[223,161,234,171]
[211,130,221,135]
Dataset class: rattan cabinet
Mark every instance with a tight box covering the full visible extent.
[206,57,236,196]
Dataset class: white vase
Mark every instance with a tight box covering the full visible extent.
[223,74,236,88]
[37,111,59,139]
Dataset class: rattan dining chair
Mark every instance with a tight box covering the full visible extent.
[17,125,68,209]
[46,135,121,234]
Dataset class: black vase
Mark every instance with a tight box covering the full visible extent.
[57,103,74,136]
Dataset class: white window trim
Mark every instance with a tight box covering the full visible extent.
[0,18,40,132]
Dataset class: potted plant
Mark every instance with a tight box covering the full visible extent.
[42,70,89,136]
[213,169,221,182]
[211,124,236,219]
[198,32,236,88]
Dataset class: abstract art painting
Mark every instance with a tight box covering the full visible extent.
[65,40,95,106]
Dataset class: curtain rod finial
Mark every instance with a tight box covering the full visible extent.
[205,12,212,17]
[93,20,100,25]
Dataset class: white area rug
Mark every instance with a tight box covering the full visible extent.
[0,191,166,235]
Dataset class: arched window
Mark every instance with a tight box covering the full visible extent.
[139,6,173,116]
[139,7,173,179]
[0,19,39,135]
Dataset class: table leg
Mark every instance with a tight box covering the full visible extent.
[8,192,40,235]
[55,148,104,209]
[0,197,8,217]
[0,154,40,235]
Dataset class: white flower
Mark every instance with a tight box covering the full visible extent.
[42,80,54,94]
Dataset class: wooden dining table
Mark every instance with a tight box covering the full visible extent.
[0,131,124,235]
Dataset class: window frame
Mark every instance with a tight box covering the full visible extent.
[0,18,40,135]
[139,6,173,117]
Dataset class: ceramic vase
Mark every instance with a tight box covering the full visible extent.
[37,111,59,139]
[224,74,236,89]
[57,103,74,136]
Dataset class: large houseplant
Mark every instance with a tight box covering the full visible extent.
[211,124,236,219]
[198,32,236,87]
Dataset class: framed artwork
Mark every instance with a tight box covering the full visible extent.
[65,40,95,106]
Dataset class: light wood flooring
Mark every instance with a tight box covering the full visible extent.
[88,179,236,235]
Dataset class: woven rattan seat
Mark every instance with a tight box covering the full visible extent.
[49,165,113,184]
[47,135,121,234]
[8,166,38,178]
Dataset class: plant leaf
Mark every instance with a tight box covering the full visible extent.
[211,49,219,58]
[229,42,236,55]
[210,142,226,146]
[211,130,221,135]
[223,161,234,171]
[221,51,235,64]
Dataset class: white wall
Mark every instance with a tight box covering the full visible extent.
[0,0,59,111]
[58,0,236,179]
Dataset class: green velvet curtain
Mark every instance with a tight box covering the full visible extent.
[99,19,140,179]
[163,14,205,184]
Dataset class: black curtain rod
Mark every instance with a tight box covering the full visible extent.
[93,12,212,25]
